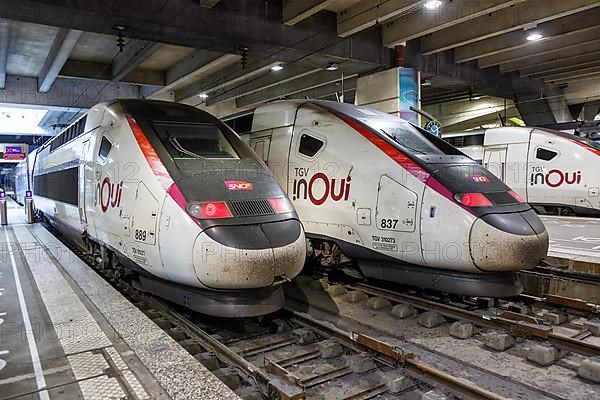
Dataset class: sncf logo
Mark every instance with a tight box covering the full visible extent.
[98,176,123,212]
[470,174,490,183]
[225,181,253,191]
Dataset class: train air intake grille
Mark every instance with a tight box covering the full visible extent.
[228,199,275,217]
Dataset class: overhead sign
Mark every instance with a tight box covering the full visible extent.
[0,144,27,161]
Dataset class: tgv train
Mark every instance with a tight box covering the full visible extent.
[225,100,549,297]
[444,127,600,217]
[24,100,306,317]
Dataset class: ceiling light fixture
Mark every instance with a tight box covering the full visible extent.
[326,62,339,71]
[424,0,442,10]
[526,30,543,41]
[271,64,284,71]
[198,93,208,99]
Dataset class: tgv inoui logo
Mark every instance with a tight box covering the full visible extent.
[530,167,581,188]
[98,176,123,212]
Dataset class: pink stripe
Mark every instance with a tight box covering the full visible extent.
[167,184,188,211]
[126,114,187,211]
[333,112,476,215]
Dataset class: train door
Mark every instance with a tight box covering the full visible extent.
[375,175,417,234]
[483,146,507,181]
[504,143,529,201]
[250,134,271,164]
[261,126,293,191]
[78,139,90,229]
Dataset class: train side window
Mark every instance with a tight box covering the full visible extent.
[536,147,557,161]
[98,137,112,161]
[299,133,324,158]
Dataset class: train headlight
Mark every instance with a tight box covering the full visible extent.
[186,201,233,219]
[268,197,294,214]
[454,192,492,207]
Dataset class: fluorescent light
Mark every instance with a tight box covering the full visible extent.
[526,31,543,41]
[198,93,208,99]
[326,62,339,71]
[271,64,284,71]
[424,0,442,10]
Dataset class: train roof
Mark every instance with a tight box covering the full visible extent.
[250,99,412,132]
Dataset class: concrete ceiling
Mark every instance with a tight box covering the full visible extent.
[0,0,598,128]
[0,0,389,114]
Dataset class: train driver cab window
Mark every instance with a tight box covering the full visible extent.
[536,147,558,161]
[153,121,239,159]
[299,133,324,158]
[98,137,112,161]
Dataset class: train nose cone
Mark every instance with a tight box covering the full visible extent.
[192,220,306,289]
[469,209,549,271]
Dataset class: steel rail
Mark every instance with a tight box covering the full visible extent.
[346,282,600,357]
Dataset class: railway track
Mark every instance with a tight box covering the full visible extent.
[38,223,517,400]
[35,223,600,399]
[343,281,600,357]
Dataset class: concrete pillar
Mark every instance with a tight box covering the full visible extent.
[355,67,421,125]
[583,102,600,121]
[516,85,572,126]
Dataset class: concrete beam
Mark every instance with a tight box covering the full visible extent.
[283,0,336,26]
[421,0,600,55]
[0,75,140,108]
[337,0,422,37]
[454,7,600,63]
[443,107,520,132]
[150,51,236,98]
[500,39,600,73]
[0,0,389,68]
[38,28,83,92]
[59,60,165,86]
[524,56,600,78]
[0,19,9,89]
[382,0,524,47]
[236,71,356,107]
[545,65,600,83]
[206,65,321,106]
[288,77,357,100]
[480,32,600,69]
[404,41,544,100]
[112,39,161,82]
[200,0,221,7]
[174,58,282,102]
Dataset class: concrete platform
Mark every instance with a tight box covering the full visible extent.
[0,200,239,400]
[541,216,600,265]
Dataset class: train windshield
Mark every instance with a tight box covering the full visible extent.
[314,100,461,157]
[367,119,445,155]
[153,121,239,159]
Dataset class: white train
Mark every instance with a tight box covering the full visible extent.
[444,127,600,217]
[26,100,306,317]
[225,100,549,297]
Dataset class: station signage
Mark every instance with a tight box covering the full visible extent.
[0,144,26,160]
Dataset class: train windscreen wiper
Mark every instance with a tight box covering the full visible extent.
[169,137,203,159]
[381,129,426,155]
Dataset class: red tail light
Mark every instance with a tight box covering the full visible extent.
[454,193,493,207]
[187,201,232,219]
[508,190,525,203]
[269,197,294,214]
